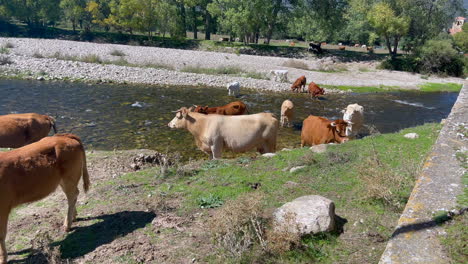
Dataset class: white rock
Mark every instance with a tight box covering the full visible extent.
[404,133,419,139]
[262,153,276,158]
[273,195,336,235]
[310,144,327,153]
[289,166,306,173]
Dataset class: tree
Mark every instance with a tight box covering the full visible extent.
[3,0,61,27]
[368,2,409,56]
[454,23,468,52]
[288,0,347,42]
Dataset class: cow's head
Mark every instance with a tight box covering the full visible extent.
[192,105,209,114]
[168,107,191,129]
[330,119,353,141]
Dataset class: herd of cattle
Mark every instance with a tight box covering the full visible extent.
[0,78,363,263]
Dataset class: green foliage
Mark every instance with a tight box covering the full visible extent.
[419,39,464,77]
[454,23,468,53]
[441,213,468,264]
[367,2,409,55]
[198,193,224,208]
[379,55,420,72]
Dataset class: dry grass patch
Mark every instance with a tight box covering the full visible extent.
[282,59,310,70]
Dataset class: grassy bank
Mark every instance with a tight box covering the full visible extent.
[6,123,442,263]
[322,82,462,93]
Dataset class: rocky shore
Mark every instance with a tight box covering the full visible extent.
[0,37,464,91]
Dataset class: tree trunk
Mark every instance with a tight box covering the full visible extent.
[72,21,76,33]
[385,35,392,56]
[392,36,399,56]
[179,3,187,37]
[192,6,197,39]
[205,12,211,40]
[265,25,273,44]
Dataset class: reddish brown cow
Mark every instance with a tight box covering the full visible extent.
[192,101,247,115]
[301,115,351,147]
[308,82,325,98]
[291,76,307,93]
[338,46,346,50]
[0,134,90,264]
[0,113,57,148]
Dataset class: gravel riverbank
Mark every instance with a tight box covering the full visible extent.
[0,37,464,91]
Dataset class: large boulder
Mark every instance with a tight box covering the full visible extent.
[273,195,335,235]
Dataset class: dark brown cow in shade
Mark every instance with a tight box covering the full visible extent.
[192,101,247,115]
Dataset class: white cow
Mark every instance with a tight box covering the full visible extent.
[269,70,289,82]
[280,100,294,127]
[168,107,278,159]
[343,103,364,137]
[227,81,240,96]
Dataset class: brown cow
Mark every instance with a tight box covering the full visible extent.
[0,133,90,264]
[338,46,346,50]
[192,101,247,115]
[0,113,57,148]
[301,116,351,147]
[308,82,325,98]
[291,76,307,93]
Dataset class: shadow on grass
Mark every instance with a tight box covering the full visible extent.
[55,210,156,259]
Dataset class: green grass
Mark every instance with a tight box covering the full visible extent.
[418,82,463,92]
[181,65,269,80]
[120,123,439,263]
[321,84,401,93]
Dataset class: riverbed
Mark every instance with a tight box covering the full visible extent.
[0,79,458,160]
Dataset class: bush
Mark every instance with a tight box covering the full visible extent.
[454,24,468,52]
[418,39,464,77]
[379,56,419,72]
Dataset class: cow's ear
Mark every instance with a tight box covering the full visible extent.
[330,122,336,127]
[181,107,189,118]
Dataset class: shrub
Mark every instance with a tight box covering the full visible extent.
[418,39,464,77]
[453,23,468,52]
[0,46,9,54]
[198,193,224,208]
[209,192,267,257]
[282,59,310,70]
[81,54,102,64]
[110,49,126,56]
[378,56,419,72]
[0,55,12,65]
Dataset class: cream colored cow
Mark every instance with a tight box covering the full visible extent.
[280,100,294,127]
[168,107,278,159]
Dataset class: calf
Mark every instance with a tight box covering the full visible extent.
[168,108,278,159]
[193,101,247,115]
[270,70,289,82]
[280,100,294,127]
[0,113,57,148]
[0,134,90,264]
[291,76,306,93]
[227,81,240,97]
[301,116,351,146]
[308,82,325,98]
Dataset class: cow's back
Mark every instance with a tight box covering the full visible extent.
[0,134,84,206]
[208,113,278,152]
[0,113,53,147]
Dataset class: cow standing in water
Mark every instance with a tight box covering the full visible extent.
[308,82,325,98]
[343,103,364,138]
[0,134,90,264]
[291,76,306,93]
[0,113,57,148]
[192,101,247,115]
[280,100,294,127]
[301,116,352,146]
[168,107,278,159]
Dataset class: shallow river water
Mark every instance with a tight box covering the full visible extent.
[0,80,458,160]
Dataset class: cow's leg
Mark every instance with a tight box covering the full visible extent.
[0,207,10,264]
[211,141,223,159]
[60,182,79,232]
[280,115,285,127]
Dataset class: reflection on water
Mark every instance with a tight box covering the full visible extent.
[0,80,458,160]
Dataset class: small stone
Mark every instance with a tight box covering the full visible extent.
[289,166,306,173]
[404,133,419,139]
[262,153,276,158]
[37,76,45,81]
[130,163,140,171]
[310,144,327,153]
[281,148,292,151]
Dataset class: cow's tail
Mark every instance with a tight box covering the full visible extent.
[82,148,90,193]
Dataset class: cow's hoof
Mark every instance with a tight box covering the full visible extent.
[63,226,71,232]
